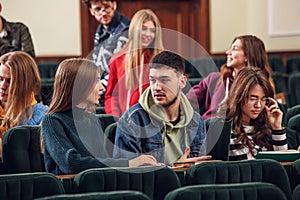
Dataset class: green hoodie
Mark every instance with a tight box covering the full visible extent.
[139,87,196,164]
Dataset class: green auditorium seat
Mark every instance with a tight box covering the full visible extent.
[185,159,292,200]
[104,122,118,157]
[1,125,45,174]
[73,166,181,200]
[37,61,60,105]
[288,73,300,107]
[287,105,300,124]
[165,182,287,200]
[0,172,65,199]
[268,55,285,73]
[273,72,288,94]
[95,106,106,114]
[293,184,300,200]
[188,57,219,78]
[213,57,226,70]
[96,114,119,132]
[35,191,150,200]
[288,114,300,136]
[205,117,231,161]
[287,56,300,74]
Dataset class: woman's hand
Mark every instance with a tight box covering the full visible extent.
[179,146,212,163]
[265,98,283,130]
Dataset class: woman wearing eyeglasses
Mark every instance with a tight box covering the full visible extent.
[104,9,164,117]
[215,67,287,161]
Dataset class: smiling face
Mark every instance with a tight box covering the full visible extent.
[149,66,186,108]
[225,39,247,71]
[141,20,156,49]
[0,64,11,105]
[241,84,267,124]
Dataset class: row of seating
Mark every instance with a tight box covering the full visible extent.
[1,159,300,200]
[268,55,300,74]
[35,55,300,82]
[185,55,300,78]
[1,124,300,185]
[0,114,119,175]
[35,56,300,107]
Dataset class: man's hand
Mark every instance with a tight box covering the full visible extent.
[179,146,212,163]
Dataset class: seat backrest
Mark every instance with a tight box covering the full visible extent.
[205,118,231,161]
[104,122,118,157]
[96,114,119,132]
[0,172,65,199]
[185,159,292,200]
[165,182,287,200]
[286,127,300,150]
[73,166,181,200]
[288,72,300,107]
[37,62,60,79]
[287,56,300,74]
[35,191,150,200]
[287,105,300,124]
[273,71,288,94]
[293,184,300,200]
[268,55,285,73]
[288,114,300,134]
[2,125,45,174]
[213,57,226,70]
[189,57,219,77]
[291,159,300,192]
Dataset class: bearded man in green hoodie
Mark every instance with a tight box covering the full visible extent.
[113,50,211,166]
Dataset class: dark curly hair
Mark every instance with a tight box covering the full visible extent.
[82,0,115,8]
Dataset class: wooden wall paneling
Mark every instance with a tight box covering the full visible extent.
[80,2,98,57]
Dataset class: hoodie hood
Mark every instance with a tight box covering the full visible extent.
[139,87,197,164]
[139,87,194,128]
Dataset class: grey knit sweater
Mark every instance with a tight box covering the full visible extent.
[42,107,128,175]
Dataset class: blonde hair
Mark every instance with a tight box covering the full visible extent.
[0,51,41,126]
[124,9,164,90]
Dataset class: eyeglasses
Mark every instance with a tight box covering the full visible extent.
[92,4,113,15]
[247,97,268,106]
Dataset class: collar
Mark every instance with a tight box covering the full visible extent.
[0,29,7,38]
[0,17,11,35]
[99,10,122,34]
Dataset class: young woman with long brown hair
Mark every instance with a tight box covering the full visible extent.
[186,35,275,120]
[42,58,159,175]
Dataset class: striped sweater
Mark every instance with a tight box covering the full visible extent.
[229,125,287,161]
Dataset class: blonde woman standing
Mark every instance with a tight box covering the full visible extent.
[105,9,164,117]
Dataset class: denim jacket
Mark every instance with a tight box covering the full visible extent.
[113,88,207,165]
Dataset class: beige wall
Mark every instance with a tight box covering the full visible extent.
[210,0,300,53]
[1,0,81,56]
[1,0,299,56]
